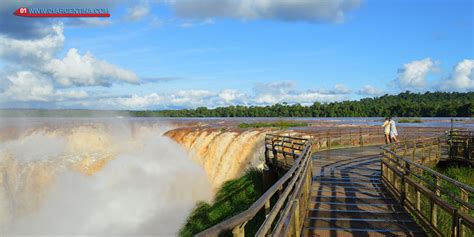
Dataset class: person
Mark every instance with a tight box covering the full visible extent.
[382,117,391,144]
[389,117,399,143]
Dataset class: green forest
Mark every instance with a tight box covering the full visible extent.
[133,91,474,117]
[2,91,473,117]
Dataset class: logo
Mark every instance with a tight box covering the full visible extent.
[14,7,110,17]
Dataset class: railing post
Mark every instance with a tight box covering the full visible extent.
[428,140,432,161]
[272,140,278,165]
[359,127,363,147]
[431,176,440,228]
[460,188,469,214]
[436,137,441,160]
[452,210,458,237]
[294,200,300,236]
[265,143,269,163]
[421,142,426,163]
[412,141,417,162]
[232,221,247,237]
[264,199,271,216]
[401,162,410,207]
[381,152,385,179]
[416,190,421,211]
[465,138,470,160]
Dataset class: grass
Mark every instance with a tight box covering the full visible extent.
[398,118,423,123]
[434,165,474,188]
[415,165,473,236]
[179,168,265,237]
[238,121,308,129]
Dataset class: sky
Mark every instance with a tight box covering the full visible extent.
[0,0,472,110]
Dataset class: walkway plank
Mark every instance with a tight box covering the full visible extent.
[303,146,426,237]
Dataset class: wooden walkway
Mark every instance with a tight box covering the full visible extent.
[303,146,427,237]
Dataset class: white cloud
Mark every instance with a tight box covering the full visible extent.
[125,3,151,21]
[149,16,164,27]
[0,23,139,92]
[0,71,88,102]
[330,84,351,94]
[89,81,349,109]
[277,91,343,105]
[253,81,346,105]
[0,24,65,65]
[171,0,362,23]
[308,84,352,95]
[179,19,215,28]
[44,48,139,87]
[68,18,113,27]
[358,85,383,96]
[394,58,473,92]
[118,93,163,108]
[2,71,55,102]
[440,59,474,91]
[108,90,215,109]
[0,23,140,105]
[218,89,244,103]
[254,81,294,95]
[396,58,437,89]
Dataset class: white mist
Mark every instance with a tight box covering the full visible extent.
[0,123,212,236]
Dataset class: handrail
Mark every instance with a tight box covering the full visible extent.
[383,147,474,211]
[195,127,464,236]
[447,130,473,160]
[382,142,474,193]
[196,134,312,236]
[381,132,474,237]
[197,129,388,236]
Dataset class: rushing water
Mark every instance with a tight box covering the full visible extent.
[166,127,266,189]
[0,122,212,236]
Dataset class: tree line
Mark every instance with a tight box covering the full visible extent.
[130,91,474,117]
[1,91,472,117]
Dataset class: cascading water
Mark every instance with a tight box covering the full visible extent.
[165,128,267,189]
[0,123,212,236]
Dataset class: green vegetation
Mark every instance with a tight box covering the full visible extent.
[180,168,265,237]
[238,121,307,129]
[140,91,474,117]
[2,91,473,117]
[151,91,473,117]
[398,118,423,123]
[417,165,474,236]
[435,165,474,188]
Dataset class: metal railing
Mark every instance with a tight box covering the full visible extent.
[382,138,474,237]
[196,134,313,236]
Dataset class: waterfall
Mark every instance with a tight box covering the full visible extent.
[165,128,267,189]
[0,123,211,236]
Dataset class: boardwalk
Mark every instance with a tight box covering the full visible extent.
[197,133,474,236]
[303,146,426,237]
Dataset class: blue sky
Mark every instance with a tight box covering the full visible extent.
[0,0,472,109]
